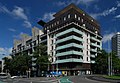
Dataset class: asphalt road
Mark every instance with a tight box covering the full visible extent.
[0,77,58,83]
[69,75,109,83]
[0,75,116,83]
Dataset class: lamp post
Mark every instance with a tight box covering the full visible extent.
[108,37,112,76]
[108,38,110,76]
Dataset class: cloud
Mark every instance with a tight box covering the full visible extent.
[102,33,115,43]
[55,0,96,6]
[90,1,120,19]
[42,12,55,21]
[0,47,12,57]
[13,32,30,40]
[90,6,118,19]
[8,28,16,32]
[115,14,120,18]
[117,1,120,7]
[23,20,32,28]
[12,6,28,20]
[0,4,32,28]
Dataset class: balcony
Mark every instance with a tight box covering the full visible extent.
[32,58,37,61]
[40,39,47,43]
[56,51,83,57]
[90,48,97,52]
[90,55,95,58]
[91,60,95,63]
[56,43,83,50]
[90,37,101,42]
[56,35,83,44]
[56,28,83,37]
[55,58,83,63]
[32,63,36,66]
[90,42,100,48]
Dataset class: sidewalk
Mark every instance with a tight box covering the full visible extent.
[86,75,120,83]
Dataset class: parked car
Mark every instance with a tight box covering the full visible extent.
[11,76,19,79]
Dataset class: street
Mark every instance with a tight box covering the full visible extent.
[0,77,58,83]
[67,75,109,83]
[0,75,118,83]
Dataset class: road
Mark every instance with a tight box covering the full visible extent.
[0,77,58,83]
[68,75,109,83]
[0,75,116,83]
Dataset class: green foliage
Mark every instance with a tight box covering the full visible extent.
[93,50,120,75]
[93,50,108,74]
[3,52,31,76]
[33,44,50,71]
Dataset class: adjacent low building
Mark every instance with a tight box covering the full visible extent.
[11,3,102,76]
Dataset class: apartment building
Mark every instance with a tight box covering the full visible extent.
[112,32,120,58]
[12,27,44,76]
[12,4,102,76]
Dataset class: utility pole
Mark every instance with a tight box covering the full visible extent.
[111,52,112,76]
[108,39,111,76]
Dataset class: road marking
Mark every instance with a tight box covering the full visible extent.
[60,77,73,83]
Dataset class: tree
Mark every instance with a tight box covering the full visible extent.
[110,52,120,74]
[2,57,12,73]
[93,50,120,75]
[3,51,31,76]
[93,50,108,74]
[33,44,50,76]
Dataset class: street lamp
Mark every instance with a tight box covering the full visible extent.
[108,37,112,76]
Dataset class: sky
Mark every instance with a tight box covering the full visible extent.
[0,0,120,59]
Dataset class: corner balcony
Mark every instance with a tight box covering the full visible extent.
[90,37,101,42]
[32,58,37,61]
[90,42,100,48]
[56,51,83,57]
[90,55,95,58]
[90,48,97,52]
[91,60,95,63]
[56,35,83,44]
[56,28,83,37]
[32,63,36,66]
[55,58,83,63]
[56,43,83,50]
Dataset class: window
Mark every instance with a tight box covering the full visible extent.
[87,57,88,61]
[57,21,59,24]
[78,17,80,20]
[87,45,89,49]
[64,17,66,21]
[75,14,77,18]
[81,19,83,22]
[68,14,70,18]
[83,24,85,27]
[54,22,56,25]
[87,39,89,43]
[52,24,54,27]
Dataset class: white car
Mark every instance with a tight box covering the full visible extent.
[11,76,19,79]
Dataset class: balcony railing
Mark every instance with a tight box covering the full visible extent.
[55,58,83,63]
[56,35,83,44]
[56,28,83,37]
[56,50,83,57]
[56,43,83,50]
